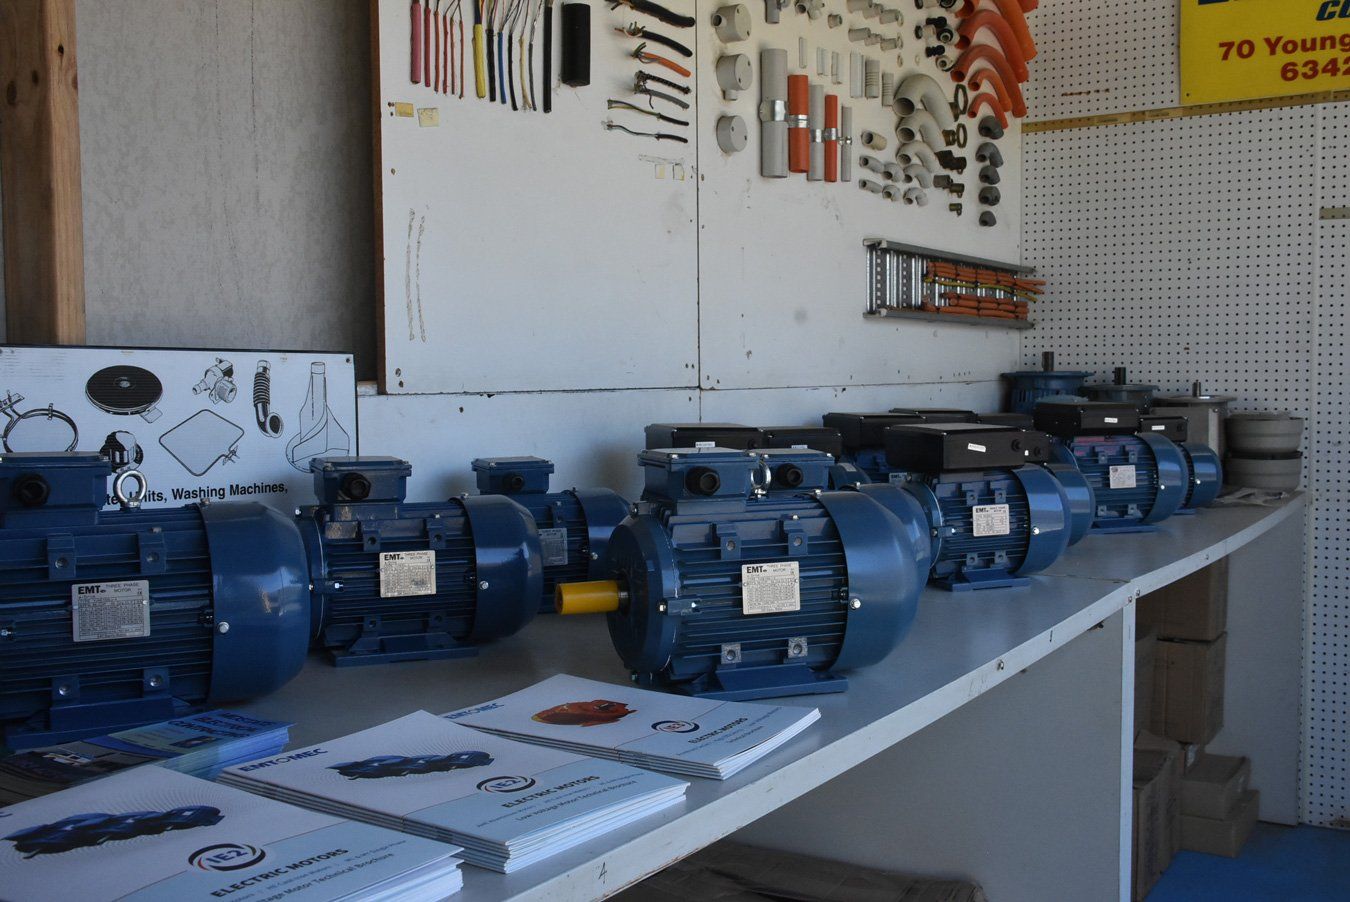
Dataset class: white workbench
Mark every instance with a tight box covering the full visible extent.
[230,495,1306,902]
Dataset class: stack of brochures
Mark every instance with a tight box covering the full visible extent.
[442,674,822,780]
[219,711,687,873]
[0,710,292,805]
[0,766,463,902]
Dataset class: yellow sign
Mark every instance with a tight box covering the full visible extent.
[1181,0,1350,105]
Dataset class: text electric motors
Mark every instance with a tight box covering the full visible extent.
[886,424,1080,590]
[472,457,629,614]
[0,453,310,747]
[1035,401,1190,532]
[299,457,541,666]
[556,448,930,700]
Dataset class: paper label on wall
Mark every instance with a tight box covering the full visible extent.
[1181,0,1350,106]
[71,581,151,642]
[1109,465,1138,489]
[539,527,570,567]
[741,561,801,615]
[380,550,437,598]
[972,504,1011,538]
[0,346,356,515]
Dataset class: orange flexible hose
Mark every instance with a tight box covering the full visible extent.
[955,46,1026,115]
[958,10,1029,81]
[968,92,1009,130]
[970,68,1015,116]
[992,0,1037,59]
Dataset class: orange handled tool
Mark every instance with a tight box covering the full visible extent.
[788,74,808,174]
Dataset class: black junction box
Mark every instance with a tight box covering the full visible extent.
[759,426,844,459]
[822,413,925,450]
[885,423,1051,471]
[1139,414,1189,442]
[645,423,763,450]
[889,408,980,423]
[1033,400,1141,438]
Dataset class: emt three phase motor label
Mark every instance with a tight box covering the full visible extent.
[1182,0,1350,105]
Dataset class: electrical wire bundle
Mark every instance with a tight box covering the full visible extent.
[409,0,549,111]
[923,261,1043,321]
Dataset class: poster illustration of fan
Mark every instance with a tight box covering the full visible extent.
[0,346,357,512]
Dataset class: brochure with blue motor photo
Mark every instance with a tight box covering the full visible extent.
[441,674,822,779]
[218,711,687,873]
[0,766,462,902]
[0,711,292,805]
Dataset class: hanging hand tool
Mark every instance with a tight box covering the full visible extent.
[635,70,690,94]
[632,42,691,77]
[543,0,553,111]
[607,98,689,126]
[614,23,692,57]
[604,120,689,142]
[412,0,424,83]
[607,0,695,28]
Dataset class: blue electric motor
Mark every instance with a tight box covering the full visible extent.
[885,424,1077,590]
[471,456,629,614]
[557,448,930,700]
[299,457,542,666]
[1003,352,1093,415]
[0,453,310,748]
[1036,401,1189,533]
[821,412,925,483]
[1139,415,1223,513]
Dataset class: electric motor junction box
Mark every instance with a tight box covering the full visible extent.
[888,408,980,423]
[822,412,924,450]
[1139,415,1190,443]
[884,423,1051,472]
[1034,400,1141,437]
[759,426,844,459]
[977,412,1035,429]
[645,423,763,450]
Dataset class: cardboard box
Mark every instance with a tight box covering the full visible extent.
[1135,629,1157,737]
[1136,732,1183,860]
[1182,754,1251,820]
[1138,558,1229,642]
[1132,748,1172,900]
[1181,790,1260,858]
[1151,634,1227,744]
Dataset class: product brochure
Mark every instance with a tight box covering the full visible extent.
[0,766,462,902]
[219,711,687,873]
[442,674,821,779]
[0,711,292,805]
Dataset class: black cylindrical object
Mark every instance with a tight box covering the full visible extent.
[559,3,590,87]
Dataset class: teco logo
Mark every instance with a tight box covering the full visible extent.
[189,843,266,872]
[650,720,700,734]
[476,775,537,793]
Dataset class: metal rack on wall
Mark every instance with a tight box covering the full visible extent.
[864,239,1036,331]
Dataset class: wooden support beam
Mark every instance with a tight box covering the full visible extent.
[0,0,85,345]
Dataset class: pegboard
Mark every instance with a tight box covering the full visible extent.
[1022,0,1178,122]
[1308,101,1350,829]
[1022,108,1317,411]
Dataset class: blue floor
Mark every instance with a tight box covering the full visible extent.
[1150,824,1350,901]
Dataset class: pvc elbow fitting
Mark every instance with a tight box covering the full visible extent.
[979,186,1001,206]
[904,186,929,206]
[979,164,1000,185]
[976,141,1003,167]
[897,109,947,148]
[904,164,934,188]
[898,140,940,172]
[893,73,956,130]
[979,210,997,227]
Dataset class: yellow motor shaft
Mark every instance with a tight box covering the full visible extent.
[556,580,623,615]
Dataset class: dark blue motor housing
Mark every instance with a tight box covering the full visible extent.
[472,456,629,614]
[1002,352,1093,415]
[591,448,930,701]
[885,425,1075,590]
[1036,402,1188,533]
[0,454,309,748]
[300,457,542,666]
[1139,415,1222,514]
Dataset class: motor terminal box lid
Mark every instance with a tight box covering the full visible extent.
[311,456,412,504]
[644,423,763,450]
[638,447,757,500]
[977,412,1035,429]
[759,426,844,459]
[888,408,980,423]
[1033,400,1141,437]
[821,412,925,450]
[885,423,1050,471]
[1138,415,1189,442]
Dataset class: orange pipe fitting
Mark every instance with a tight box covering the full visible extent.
[969,92,1009,130]
[957,10,1029,81]
[992,0,1037,59]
